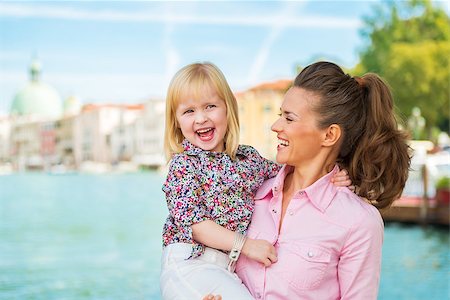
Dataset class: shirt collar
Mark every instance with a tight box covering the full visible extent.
[258,164,339,212]
[254,164,291,200]
[182,139,203,155]
[181,139,247,157]
[303,165,339,212]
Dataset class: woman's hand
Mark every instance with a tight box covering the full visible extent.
[241,238,277,267]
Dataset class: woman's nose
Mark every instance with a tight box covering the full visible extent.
[271,118,281,132]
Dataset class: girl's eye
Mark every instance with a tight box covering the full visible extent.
[183,109,194,114]
[206,104,216,110]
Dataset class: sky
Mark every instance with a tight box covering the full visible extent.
[0,0,445,115]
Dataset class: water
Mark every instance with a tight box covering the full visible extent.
[0,173,448,299]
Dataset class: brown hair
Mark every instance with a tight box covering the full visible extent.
[164,62,240,161]
[294,61,411,209]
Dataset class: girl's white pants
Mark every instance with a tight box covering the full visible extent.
[160,243,253,300]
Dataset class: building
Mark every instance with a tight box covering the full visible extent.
[9,59,62,170]
[0,116,11,164]
[10,117,49,170]
[131,99,166,168]
[11,59,62,119]
[76,104,143,166]
[236,79,292,160]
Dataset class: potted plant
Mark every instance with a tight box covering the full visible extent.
[435,176,450,205]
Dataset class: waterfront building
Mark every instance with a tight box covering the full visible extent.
[54,96,83,169]
[109,106,144,164]
[9,59,62,170]
[10,59,62,119]
[131,99,165,168]
[0,116,11,163]
[55,115,80,169]
[76,104,143,166]
[10,117,56,170]
[236,79,291,159]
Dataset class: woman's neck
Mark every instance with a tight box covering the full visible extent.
[287,156,336,193]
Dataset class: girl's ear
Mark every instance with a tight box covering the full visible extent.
[322,124,341,147]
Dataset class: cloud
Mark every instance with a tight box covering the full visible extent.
[247,2,304,84]
[0,2,361,28]
[162,3,181,89]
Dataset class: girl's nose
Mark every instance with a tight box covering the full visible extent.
[195,111,207,124]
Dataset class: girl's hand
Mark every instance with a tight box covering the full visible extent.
[331,169,352,188]
[203,295,222,300]
[241,238,277,267]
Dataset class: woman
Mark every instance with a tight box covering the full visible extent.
[232,61,411,299]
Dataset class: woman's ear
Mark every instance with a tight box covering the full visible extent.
[322,124,341,147]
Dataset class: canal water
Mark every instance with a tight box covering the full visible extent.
[0,173,448,299]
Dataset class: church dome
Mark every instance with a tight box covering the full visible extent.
[10,59,62,119]
[63,95,82,116]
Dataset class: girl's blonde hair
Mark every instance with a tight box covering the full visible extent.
[164,62,240,161]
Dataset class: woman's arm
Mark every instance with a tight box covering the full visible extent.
[192,220,277,267]
[337,208,384,299]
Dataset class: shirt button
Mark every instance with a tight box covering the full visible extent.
[274,186,278,192]
[255,292,262,299]
[289,210,294,216]
[299,191,305,196]
[308,251,314,258]
[272,208,277,214]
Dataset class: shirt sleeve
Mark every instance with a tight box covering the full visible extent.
[260,156,281,180]
[162,155,209,231]
[337,207,384,300]
[246,145,281,180]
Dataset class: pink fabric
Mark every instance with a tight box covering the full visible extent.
[236,165,384,300]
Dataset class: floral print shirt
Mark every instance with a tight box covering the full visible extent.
[162,139,281,258]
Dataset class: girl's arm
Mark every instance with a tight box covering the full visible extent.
[332,169,352,187]
[163,155,209,238]
[192,220,277,267]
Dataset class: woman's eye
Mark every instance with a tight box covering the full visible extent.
[278,113,292,122]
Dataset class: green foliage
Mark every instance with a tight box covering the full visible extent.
[435,176,450,190]
[358,0,450,133]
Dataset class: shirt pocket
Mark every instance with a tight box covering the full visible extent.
[276,242,331,291]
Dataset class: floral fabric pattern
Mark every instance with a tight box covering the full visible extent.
[162,139,281,258]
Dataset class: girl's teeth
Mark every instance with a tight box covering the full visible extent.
[197,128,212,134]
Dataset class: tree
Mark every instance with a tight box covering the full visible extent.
[358,0,450,134]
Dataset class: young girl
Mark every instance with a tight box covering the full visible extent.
[159,62,350,299]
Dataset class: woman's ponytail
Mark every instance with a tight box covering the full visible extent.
[350,74,411,208]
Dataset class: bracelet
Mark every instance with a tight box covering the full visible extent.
[227,232,246,272]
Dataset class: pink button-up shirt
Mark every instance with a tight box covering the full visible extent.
[236,165,384,300]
